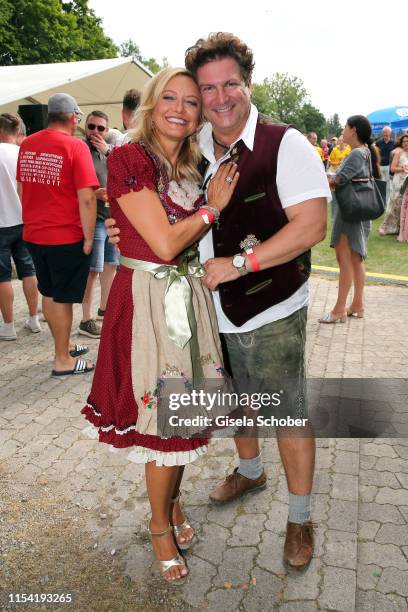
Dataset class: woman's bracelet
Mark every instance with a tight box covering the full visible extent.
[197,208,215,225]
[200,205,220,221]
[245,247,260,272]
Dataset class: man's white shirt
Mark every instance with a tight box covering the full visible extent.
[198,104,331,334]
[0,143,22,227]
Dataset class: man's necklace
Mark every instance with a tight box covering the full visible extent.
[212,134,231,152]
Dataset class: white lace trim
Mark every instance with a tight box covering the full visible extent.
[86,403,139,436]
[126,445,208,466]
[83,406,208,466]
[167,179,201,210]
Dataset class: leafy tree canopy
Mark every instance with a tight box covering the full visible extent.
[119,38,168,74]
[302,103,327,139]
[252,73,308,130]
[326,113,343,137]
[252,73,340,138]
[0,0,117,65]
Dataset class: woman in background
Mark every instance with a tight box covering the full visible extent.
[379,134,408,235]
[319,115,381,323]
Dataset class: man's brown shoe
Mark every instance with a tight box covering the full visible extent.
[283,520,315,571]
[209,467,267,504]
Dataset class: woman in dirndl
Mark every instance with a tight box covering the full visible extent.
[81,67,238,584]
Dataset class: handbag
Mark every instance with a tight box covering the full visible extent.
[335,151,386,222]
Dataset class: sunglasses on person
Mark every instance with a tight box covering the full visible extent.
[87,123,107,132]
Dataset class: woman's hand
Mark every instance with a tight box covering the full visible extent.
[328,177,337,191]
[207,162,239,212]
[95,187,108,201]
[105,218,121,247]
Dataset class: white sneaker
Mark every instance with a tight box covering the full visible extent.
[0,324,17,341]
[24,318,42,333]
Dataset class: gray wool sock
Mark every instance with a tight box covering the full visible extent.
[237,454,263,480]
[288,492,311,524]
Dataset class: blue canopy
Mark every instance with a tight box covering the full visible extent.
[367,106,408,134]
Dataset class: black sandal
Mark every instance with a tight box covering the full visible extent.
[51,359,94,378]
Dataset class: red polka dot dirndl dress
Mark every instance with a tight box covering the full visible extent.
[81,143,224,465]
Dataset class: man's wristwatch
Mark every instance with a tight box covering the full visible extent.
[232,253,248,276]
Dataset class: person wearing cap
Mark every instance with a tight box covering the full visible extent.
[17,93,98,377]
[328,136,338,154]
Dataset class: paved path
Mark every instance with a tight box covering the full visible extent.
[1,276,407,611]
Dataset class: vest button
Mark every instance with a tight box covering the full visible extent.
[216,242,224,247]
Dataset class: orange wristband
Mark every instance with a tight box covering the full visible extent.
[246,251,260,272]
[197,208,215,225]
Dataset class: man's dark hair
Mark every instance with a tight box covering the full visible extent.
[86,110,109,124]
[122,89,141,112]
[185,32,255,85]
[48,112,73,124]
[0,113,21,135]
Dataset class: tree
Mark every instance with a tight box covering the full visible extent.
[0,0,117,66]
[118,38,167,74]
[252,73,308,130]
[252,72,332,136]
[326,113,342,137]
[144,57,162,74]
[119,39,143,60]
[302,103,327,139]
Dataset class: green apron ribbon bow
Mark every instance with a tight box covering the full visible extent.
[120,251,204,349]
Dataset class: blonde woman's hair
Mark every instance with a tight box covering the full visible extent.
[131,67,202,183]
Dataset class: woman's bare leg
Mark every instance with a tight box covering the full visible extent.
[170,466,194,545]
[145,461,188,582]
[349,250,366,312]
[332,234,353,314]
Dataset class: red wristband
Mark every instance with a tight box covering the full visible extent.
[246,251,260,272]
[197,208,215,224]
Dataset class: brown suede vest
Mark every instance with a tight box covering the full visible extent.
[211,117,311,327]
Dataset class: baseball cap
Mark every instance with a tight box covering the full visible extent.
[48,93,82,115]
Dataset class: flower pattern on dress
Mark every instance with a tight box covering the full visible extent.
[124,176,138,188]
[142,391,156,410]
[199,354,225,377]
[140,354,222,412]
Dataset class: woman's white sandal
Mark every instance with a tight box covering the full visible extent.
[171,492,195,551]
[318,312,347,324]
[149,522,188,585]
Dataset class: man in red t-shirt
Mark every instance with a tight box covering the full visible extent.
[17,93,98,377]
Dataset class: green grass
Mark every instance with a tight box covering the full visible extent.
[312,213,408,277]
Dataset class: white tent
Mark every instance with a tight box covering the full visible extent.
[0,57,152,129]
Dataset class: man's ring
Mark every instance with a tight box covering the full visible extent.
[225,176,233,183]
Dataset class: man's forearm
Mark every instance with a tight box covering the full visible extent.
[248,215,326,272]
[79,195,97,242]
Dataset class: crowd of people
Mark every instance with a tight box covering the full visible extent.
[306,125,408,242]
[0,31,406,585]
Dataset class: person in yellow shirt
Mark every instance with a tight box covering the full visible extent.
[328,135,351,172]
[306,132,324,162]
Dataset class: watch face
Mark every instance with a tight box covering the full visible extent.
[232,254,246,268]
